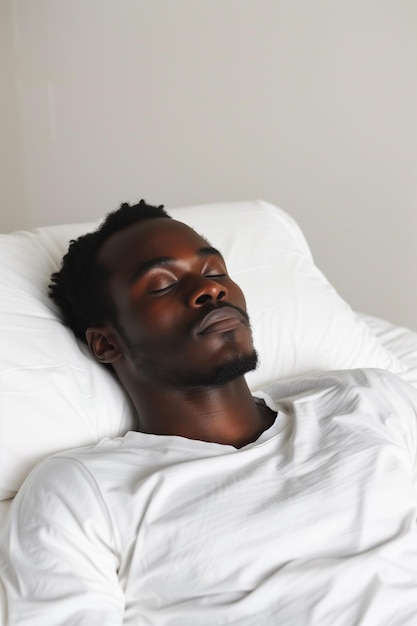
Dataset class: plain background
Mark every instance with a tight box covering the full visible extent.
[1,0,416,330]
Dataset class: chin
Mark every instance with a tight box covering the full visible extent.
[186,350,259,387]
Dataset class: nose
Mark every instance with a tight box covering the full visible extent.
[189,275,228,307]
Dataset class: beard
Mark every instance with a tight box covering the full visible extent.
[118,321,259,389]
[181,349,259,387]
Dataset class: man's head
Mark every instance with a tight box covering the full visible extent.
[49,200,257,391]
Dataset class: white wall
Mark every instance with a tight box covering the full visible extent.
[1,0,416,330]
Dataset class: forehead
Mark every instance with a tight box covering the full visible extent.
[97,218,213,274]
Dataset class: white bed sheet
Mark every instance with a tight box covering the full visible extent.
[360,313,417,387]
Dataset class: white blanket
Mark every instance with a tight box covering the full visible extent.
[1,368,417,625]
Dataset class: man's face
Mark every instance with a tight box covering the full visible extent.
[97,218,257,388]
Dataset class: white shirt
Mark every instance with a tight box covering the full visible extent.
[1,368,417,625]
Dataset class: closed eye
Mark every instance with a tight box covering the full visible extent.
[148,279,178,294]
[203,261,228,279]
[204,272,227,279]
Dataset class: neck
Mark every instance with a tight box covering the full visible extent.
[127,376,275,448]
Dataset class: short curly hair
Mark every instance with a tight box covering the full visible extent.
[49,200,171,343]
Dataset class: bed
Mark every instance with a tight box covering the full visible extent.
[1,200,417,624]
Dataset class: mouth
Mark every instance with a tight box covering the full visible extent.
[194,305,247,336]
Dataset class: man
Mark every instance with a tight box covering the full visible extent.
[50,200,272,447]
[1,200,417,625]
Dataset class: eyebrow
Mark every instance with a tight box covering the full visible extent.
[129,246,224,283]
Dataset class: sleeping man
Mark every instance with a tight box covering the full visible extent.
[2,200,417,625]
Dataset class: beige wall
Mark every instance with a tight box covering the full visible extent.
[0,0,24,224]
[1,0,416,330]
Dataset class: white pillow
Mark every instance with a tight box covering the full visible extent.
[0,200,403,500]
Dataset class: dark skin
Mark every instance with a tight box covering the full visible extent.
[86,218,275,448]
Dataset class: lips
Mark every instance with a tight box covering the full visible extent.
[194,306,246,335]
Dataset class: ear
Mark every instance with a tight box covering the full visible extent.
[86,326,123,364]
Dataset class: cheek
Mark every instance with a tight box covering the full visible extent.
[122,299,185,339]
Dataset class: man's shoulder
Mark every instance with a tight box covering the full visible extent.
[18,434,133,497]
